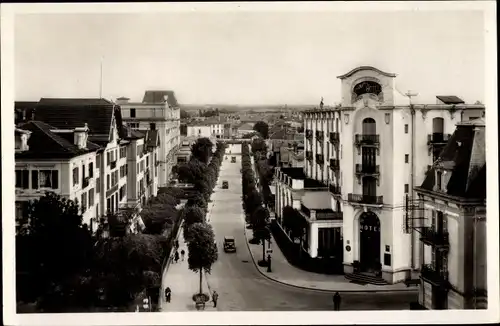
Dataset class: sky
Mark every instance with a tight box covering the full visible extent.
[14,8,485,106]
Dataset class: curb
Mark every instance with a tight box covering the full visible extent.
[241,217,417,294]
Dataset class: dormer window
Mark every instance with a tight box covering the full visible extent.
[436,170,443,191]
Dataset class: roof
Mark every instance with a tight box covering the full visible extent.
[336,66,397,79]
[280,167,306,179]
[238,122,254,131]
[436,95,465,104]
[16,121,101,159]
[142,90,179,107]
[34,98,123,138]
[419,121,486,199]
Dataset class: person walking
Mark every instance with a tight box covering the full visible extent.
[174,250,180,263]
[165,287,171,303]
[212,290,219,308]
[175,240,179,249]
[333,292,341,311]
[181,249,185,261]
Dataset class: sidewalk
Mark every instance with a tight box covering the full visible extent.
[160,226,217,312]
[242,216,417,293]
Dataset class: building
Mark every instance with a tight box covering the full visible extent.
[414,118,486,309]
[237,122,255,137]
[186,123,212,138]
[118,90,181,187]
[15,121,101,232]
[295,66,485,284]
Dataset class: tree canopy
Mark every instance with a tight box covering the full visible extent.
[253,121,269,139]
[187,223,218,294]
[190,137,214,164]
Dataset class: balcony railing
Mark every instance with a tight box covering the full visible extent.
[329,159,340,171]
[316,130,324,142]
[305,129,313,140]
[420,264,449,288]
[329,132,339,144]
[110,160,117,170]
[316,154,324,164]
[420,227,449,250]
[354,134,380,146]
[348,193,383,205]
[427,133,452,145]
[301,204,343,221]
[106,184,119,198]
[329,184,341,195]
[355,164,380,175]
[82,176,90,188]
[306,151,313,161]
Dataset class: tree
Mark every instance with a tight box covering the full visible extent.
[180,109,190,119]
[187,223,218,295]
[251,137,268,158]
[253,121,269,139]
[191,137,214,164]
[251,206,271,262]
[140,203,176,235]
[17,192,93,306]
[182,206,206,241]
[186,195,208,213]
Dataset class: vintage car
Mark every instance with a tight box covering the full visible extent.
[222,180,229,189]
[223,236,236,253]
[231,156,237,163]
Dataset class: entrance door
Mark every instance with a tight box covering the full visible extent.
[359,211,381,272]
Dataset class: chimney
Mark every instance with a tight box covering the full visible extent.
[163,95,169,103]
[15,129,32,152]
[74,123,89,149]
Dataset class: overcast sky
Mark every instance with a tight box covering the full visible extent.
[14,9,485,105]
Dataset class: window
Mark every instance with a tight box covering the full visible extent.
[96,154,101,167]
[120,146,127,158]
[89,162,94,178]
[36,170,59,189]
[404,184,409,193]
[130,108,136,118]
[96,177,100,193]
[107,174,110,190]
[81,192,87,213]
[125,163,128,176]
[405,154,409,163]
[404,124,409,134]
[436,171,442,190]
[82,164,86,181]
[89,188,94,207]
[107,152,111,166]
[73,167,79,185]
[146,156,149,167]
[150,123,156,130]
[15,170,29,189]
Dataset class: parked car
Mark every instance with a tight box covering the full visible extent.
[231,156,236,163]
[223,236,236,253]
[222,181,229,189]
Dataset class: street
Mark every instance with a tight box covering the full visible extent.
[203,150,418,311]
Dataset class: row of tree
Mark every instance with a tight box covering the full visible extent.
[241,143,271,265]
[176,138,226,300]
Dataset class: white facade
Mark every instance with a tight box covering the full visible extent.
[187,125,212,138]
[301,66,485,283]
[119,98,181,187]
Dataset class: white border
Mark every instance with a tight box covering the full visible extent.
[2,2,498,325]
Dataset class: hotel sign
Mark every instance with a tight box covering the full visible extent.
[360,225,379,232]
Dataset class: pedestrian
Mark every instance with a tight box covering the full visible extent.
[165,287,171,303]
[175,240,179,249]
[181,249,185,261]
[174,250,179,263]
[212,290,219,308]
[333,292,341,311]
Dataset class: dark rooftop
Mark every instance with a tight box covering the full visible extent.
[16,121,101,159]
[419,118,486,200]
[436,95,465,104]
[142,90,179,107]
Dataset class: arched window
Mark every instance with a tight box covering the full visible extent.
[335,119,339,133]
[362,118,376,135]
[432,118,444,142]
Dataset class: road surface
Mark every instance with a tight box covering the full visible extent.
[204,151,417,311]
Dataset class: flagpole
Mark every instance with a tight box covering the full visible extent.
[99,56,103,99]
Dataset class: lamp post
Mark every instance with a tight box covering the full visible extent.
[267,235,273,272]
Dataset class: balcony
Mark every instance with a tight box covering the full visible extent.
[306,151,313,161]
[329,184,341,195]
[354,134,380,155]
[348,193,383,205]
[316,154,324,164]
[329,132,339,144]
[110,160,117,170]
[82,176,90,188]
[329,159,340,171]
[305,129,313,140]
[301,204,343,221]
[355,164,380,176]
[420,227,449,251]
[427,133,451,145]
[106,183,119,198]
[420,264,449,288]
[315,130,324,142]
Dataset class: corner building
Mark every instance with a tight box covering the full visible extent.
[302,66,485,284]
